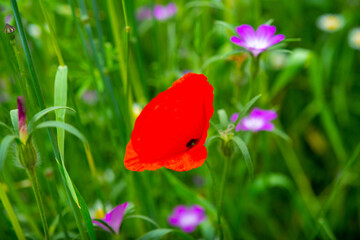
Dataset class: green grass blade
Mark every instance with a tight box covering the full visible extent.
[0,135,18,172]
[74,186,96,240]
[124,215,160,229]
[27,106,75,132]
[0,121,13,134]
[54,65,68,158]
[35,121,87,144]
[0,182,26,240]
[232,136,254,180]
[137,228,193,240]
[237,94,262,118]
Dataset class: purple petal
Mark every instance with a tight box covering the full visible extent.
[182,225,196,233]
[154,2,177,20]
[235,25,256,42]
[249,108,277,121]
[235,121,242,132]
[230,113,239,122]
[93,219,111,233]
[238,117,265,132]
[17,96,27,137]
[259,122,275,131]
[103,202,128,234]
[230,36,247,47]
[268,34,285,47]
[256,24,276,41]
[248,47,267,57]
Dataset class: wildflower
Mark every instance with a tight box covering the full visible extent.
[154,2,177,21]
[92,202,128,234]
[231,24,285,57]
[136,2,177,21]
[124,73,214,172]
[17,96,28,143]
[233,108,277,132]
[136,7,153,20]
[168,205,206,233]
[348,27,360,50]
[316,14,344,33]
[230,113,239,123]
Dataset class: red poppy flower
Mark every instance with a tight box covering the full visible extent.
[124,73,214,172]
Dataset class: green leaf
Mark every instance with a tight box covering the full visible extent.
[232,136,253,180]
[205,135,222,147]
[214,20,236,33]
[272,128,291,142]
[0,121,13,133]
[237,94,261,118]
[124,215,160,229]
[35,121,86,144]
[10,109,19,136]
[217,109,229,128]
[54,65,68,158]
[137,228,193,240]
[74,187,96,240]
[0,135,18,171]
[185,1,224,10]
[28,106,75,133]
[55,159,80,209]
[270,48,311,99]
[93,218,116,234]
[201,50,245,70]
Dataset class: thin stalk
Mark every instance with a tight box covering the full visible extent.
[106,0,127,91]
[247,55,259,102]
[11,1,88,238]
[0,182,26,240]
[310,142,360,240]
[26,168,49,240]
[38,0,65,66]
[217,155,231,240]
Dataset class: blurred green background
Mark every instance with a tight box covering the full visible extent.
[0,0,360,239]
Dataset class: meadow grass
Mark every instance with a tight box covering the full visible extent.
[0,0,360,239]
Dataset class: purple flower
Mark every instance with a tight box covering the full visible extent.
[154,2,177,21]
[230,113,239,123]
[93,202,128,234]
[168,205,206,233]
[235,108,277,132]
[17,96,27,142]
[136,7,153,20]
[231,24,285,57]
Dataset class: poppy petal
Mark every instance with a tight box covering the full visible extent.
[124,73,214,172]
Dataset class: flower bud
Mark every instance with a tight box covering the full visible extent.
[17,96,28,143]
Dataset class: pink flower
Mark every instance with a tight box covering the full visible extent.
[136,3,177,21]
[92,202,128,234]
[17,96,27,142]
[153,2,177,21]
[232,108,277,132]
[231,24,285,57]
[168,205,206,233]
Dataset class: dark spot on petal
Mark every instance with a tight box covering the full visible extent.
[186,138,199,149]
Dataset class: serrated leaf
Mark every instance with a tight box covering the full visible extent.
[232,136,253,180]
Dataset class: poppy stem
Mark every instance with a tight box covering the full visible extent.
[217,155,231,240]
